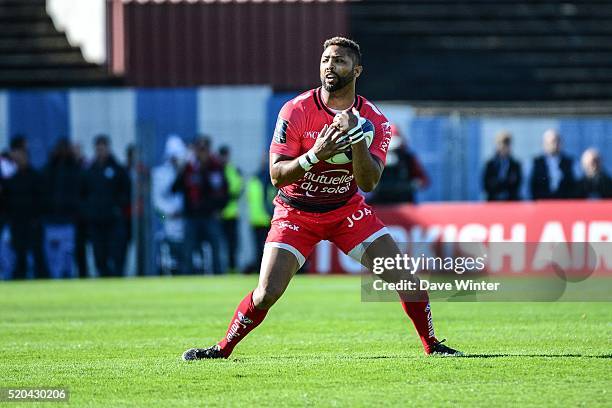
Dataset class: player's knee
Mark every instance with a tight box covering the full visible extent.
[253,284,284,309]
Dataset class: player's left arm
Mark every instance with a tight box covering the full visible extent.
[334,108,385,192]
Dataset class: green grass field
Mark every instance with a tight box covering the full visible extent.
[1,276,610,407]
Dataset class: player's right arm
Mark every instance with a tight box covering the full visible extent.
[269,153,307,188]
[270,124,349,188]
[269,101,350,188]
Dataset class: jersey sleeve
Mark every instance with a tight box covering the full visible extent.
[367,110,392,166]
[269,101,303,158]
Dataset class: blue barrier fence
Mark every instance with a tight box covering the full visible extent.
[0,87,610,203]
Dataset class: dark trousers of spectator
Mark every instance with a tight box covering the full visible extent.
[254,226,267,268]
[222,218,239,270]
[75,218,88,278]
[44,223,76,279]
[183,216,225,275]
[129,216,146,276]
[10,220,48,280]
[243,226,268,274]
[159,239,183,275]
[89,218,127,277]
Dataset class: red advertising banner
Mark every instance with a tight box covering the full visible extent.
[310,200,612,275]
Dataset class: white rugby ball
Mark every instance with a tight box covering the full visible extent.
[325,119,375,165]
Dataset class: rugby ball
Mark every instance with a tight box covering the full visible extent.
[325,119,375,165]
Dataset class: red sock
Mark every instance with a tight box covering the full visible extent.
[217,291,268,357]
[400,291,438,354]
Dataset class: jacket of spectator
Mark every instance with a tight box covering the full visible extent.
[368,131,429,204]
[530,154,576,200]
[577,172,612,199]
[172,138,229,274]
[4,163,44,221]
[219,147,244,222]
[44,141,82,223]
[4,143,48,279]
[482,131,522,201]
[243,155,276,274]
[247,166,276,229]
[0,152,16,221]
[576,148,612,199]
[152,136,187,241]
[483,155,522,201]
[530,129,576,200]
[80,155,130,222]
[172,158,229,217]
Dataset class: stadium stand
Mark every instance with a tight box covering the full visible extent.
[0,0,120,87]
[351,0,612,100]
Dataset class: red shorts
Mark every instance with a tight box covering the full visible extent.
[265,194,388,267]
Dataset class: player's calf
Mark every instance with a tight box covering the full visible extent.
[252,283,285,309]
[360,234,464,355]
[181,247,300,360]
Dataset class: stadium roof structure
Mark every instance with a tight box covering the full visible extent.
[0,0,121,87]
[120,0,349,3]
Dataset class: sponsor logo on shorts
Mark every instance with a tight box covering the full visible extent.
[278,220,300,231]
[346,207,373,228]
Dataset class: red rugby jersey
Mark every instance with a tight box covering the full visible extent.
[270,87,392,211]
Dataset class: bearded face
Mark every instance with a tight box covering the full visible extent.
[322,68,355,92]
[320,45,359,93]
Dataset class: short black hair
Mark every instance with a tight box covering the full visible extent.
[94,134,110,146]
[10,134,27,151]
[195,134,211,150]
[323,37,362,65]
[218,145,230,157]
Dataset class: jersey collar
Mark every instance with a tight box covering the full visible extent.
[313,87,363,117]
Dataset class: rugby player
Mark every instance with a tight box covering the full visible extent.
[183,37,462,359]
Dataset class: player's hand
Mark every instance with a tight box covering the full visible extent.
[332,108,359,133]
[311,124,352,161]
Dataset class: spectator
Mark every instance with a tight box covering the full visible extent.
[44,139,81,223]
[0,149,17,232]
[576,148,612,199]
[195,134,212,151]
[124,144,135,257]
[172,137,229,274]
[368,124,429,204]
[530,129,576,200]
[71,142,90,278]
[243,153,276,274]
[124,144,148,275]
[219,145,244,273]
[0,150,16,278]
[152,135,187,274]
[4,136,48,279]
[482,131,522,201]
[43,138,82,278]
[80,135,130,277]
